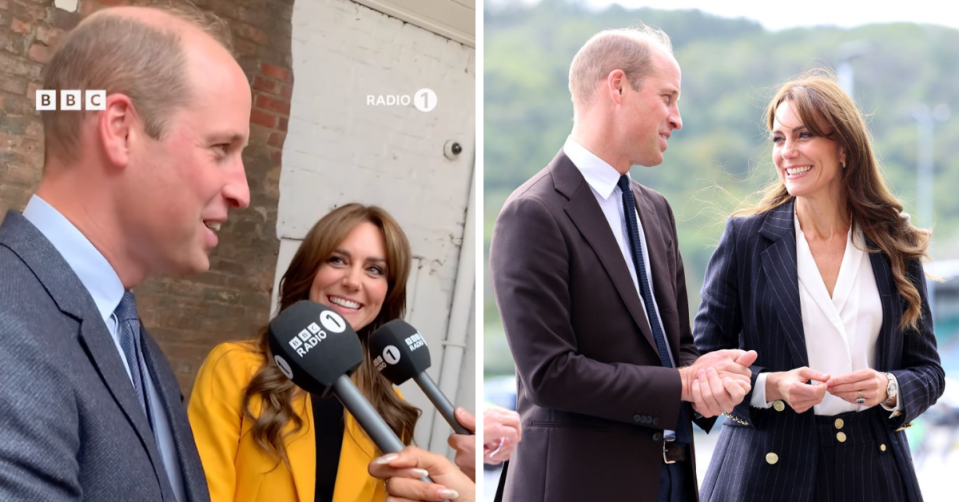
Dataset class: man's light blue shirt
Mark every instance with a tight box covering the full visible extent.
[23,195,186,502]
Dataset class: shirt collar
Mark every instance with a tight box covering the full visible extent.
[563,136,626,200]
[22,195,125,325]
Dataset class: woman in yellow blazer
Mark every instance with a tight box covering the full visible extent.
[189,203,420,502]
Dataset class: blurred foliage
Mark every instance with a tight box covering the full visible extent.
[483,0,959,375]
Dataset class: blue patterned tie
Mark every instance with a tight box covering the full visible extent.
[115,291,152,428]
[618,175,691,444]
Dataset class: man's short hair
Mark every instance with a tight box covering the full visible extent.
[568,25,673,114]
[40,3,234,163]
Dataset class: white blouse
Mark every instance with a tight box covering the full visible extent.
[750,213,900,416]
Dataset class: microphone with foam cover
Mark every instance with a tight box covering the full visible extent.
[269,301,443,496]
[369,319,472,435]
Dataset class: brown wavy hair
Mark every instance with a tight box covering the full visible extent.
[735,69,931,331]
[242,203,420,464]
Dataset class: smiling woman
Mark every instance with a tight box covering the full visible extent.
[694,71,944,502]
[187,203,421,502]
[309,220,391,332]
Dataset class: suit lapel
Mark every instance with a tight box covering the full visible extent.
[867,243,902,371]
[343,408,376,458]
[0,212,172,497]
[265,392,376,502]
[551,153,657,352]
[294,399,376,502]
[141,332,209,501]
[77,318,173,497]
[633,184,682,355]
[758,200,809,368]
[339,410,378,500]
[285,393,316,502]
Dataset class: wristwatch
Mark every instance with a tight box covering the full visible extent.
[884,373,898,405]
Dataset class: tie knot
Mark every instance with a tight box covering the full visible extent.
[115,291,140,323]
[617,174,631,192]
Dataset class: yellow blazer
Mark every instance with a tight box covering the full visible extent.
[188,341,391,502]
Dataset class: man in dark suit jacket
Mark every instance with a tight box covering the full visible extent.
[0,6,251,501]
[489,27,756,502]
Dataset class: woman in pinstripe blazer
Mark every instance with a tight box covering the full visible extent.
[693,72,944,502]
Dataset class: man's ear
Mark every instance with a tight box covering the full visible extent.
[98,94,139,169]
[607,69,627,105]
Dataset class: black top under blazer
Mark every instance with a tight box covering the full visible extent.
[693,199,944,502]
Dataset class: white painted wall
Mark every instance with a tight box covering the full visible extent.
[276,0,476,454]
[351,0,476,47]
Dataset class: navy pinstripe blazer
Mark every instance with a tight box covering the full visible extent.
[693,199,944,502]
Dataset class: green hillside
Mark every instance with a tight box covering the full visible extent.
[484,0,959,375]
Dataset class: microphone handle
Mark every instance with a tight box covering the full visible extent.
[414,373,472,435]
[332,375,446,499]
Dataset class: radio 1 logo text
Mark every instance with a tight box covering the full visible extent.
[366,88,437,112]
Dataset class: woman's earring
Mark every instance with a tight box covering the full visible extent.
[842,159,846,169]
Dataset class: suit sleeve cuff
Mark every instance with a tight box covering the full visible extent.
[750,372,774,408]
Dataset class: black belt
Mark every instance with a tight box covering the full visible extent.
[663,439,685,464]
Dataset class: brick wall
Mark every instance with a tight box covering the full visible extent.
[0,0,294,397]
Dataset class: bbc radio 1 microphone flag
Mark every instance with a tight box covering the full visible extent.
[370,319,472,435]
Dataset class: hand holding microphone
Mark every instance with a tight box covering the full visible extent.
[447,408,477,479]
[370,447,475,502]
[370,320,479,481]
[444,405,520,481]
[268,301,448,501]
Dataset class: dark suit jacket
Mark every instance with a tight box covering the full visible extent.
[489,150,709,502]
[693,199,944,502]
[0,211,211,501]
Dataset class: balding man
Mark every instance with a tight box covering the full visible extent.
[0,5,250,501]
[489,26,756,502]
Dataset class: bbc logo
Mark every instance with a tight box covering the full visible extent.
[36,90,106,111]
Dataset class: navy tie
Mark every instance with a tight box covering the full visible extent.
[115,291,152,428]
[618,175,691,445]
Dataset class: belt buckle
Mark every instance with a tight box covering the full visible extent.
[663,438,677,465]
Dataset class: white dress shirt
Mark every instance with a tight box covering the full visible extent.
[23,195,186,501]
[563,137,680,434]
[751,211,901,417]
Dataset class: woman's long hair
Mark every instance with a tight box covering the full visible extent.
[736,69,930,331]
[242,203,420,464]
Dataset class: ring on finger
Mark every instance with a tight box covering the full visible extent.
[856,390,865,404]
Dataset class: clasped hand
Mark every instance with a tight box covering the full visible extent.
[767,367,890,413]
[446,405,522,483]
[680,349,757,418]
[826,369,891,407]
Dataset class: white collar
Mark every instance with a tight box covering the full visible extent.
[22,195,125,325]
[563,136,626,200]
